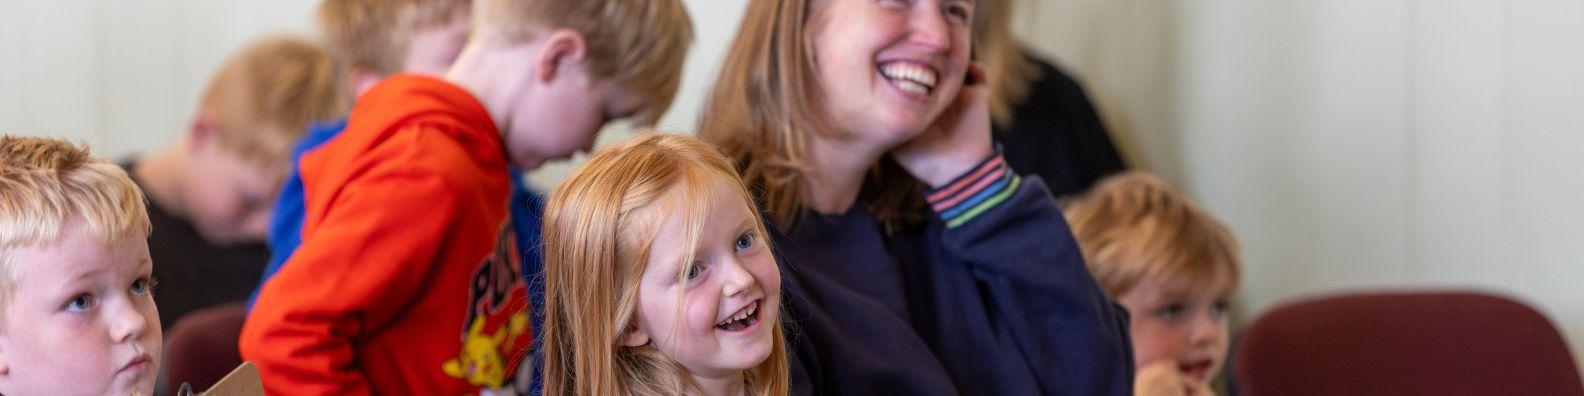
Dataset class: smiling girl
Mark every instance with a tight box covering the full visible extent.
[540,134,788,396]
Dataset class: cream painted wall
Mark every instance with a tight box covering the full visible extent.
[1017,0,1584,368]
[0,0,321,159]
[4,0,1583,374]
[0,0,736,161]
[0,0,740,188]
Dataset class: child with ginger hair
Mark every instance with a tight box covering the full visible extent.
[541,133,789,396]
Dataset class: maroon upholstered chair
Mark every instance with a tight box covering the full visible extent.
[1234,291,1584,396]
[161,303,248,392]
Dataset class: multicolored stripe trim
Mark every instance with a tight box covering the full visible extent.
[926,154,1021,229]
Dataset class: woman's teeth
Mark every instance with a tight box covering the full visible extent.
[880,62,938,95]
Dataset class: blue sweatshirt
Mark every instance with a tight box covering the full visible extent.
[776,154,1135,395]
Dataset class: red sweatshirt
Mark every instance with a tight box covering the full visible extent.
[241,75,531,395]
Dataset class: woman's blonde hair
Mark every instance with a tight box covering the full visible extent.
[698,0,934,228]
[541,133,789,396]
[1062,171,1242,297]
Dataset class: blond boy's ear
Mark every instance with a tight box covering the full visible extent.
[620,323,649,347]
[185,110,219,150]
[533,29,588,84]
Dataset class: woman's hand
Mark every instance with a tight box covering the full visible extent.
[891,63,995,188]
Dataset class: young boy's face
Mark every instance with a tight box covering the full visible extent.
[0,221,161,395]
[183,137,284,245]
[1116,271,1233,388]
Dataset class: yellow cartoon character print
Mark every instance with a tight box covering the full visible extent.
[443,311,529,388]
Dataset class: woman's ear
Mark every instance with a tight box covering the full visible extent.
[534,29,589,84]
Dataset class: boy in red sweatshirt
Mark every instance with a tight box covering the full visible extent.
[239,1,694,394]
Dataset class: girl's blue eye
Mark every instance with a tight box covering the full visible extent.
[66,294,95,313]
[1211,301,1230,317]
[735,233,755,251]
[686,264,703,280]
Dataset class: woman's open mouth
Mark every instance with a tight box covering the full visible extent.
[879,61,939,97]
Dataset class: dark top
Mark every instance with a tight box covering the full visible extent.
[778,154,1135,395]
[122,160,269,331]
[993,50,1128,198]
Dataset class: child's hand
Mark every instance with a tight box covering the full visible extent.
[1135,360,1215,396]
[891,63,995,188]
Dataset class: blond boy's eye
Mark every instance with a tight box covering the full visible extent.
[66,294,95,313]
[686,263,703,280]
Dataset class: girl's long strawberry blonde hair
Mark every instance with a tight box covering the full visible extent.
[541,133,790,396]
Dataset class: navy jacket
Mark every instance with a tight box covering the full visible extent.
[776,154,1134,395]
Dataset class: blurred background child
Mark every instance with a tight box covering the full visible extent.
[124,34,343,331]
[1064,171,1243,396]
[541,133,788,396]
[0,136,161,395]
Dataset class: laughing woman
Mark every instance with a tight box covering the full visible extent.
[698,0,1134,394]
